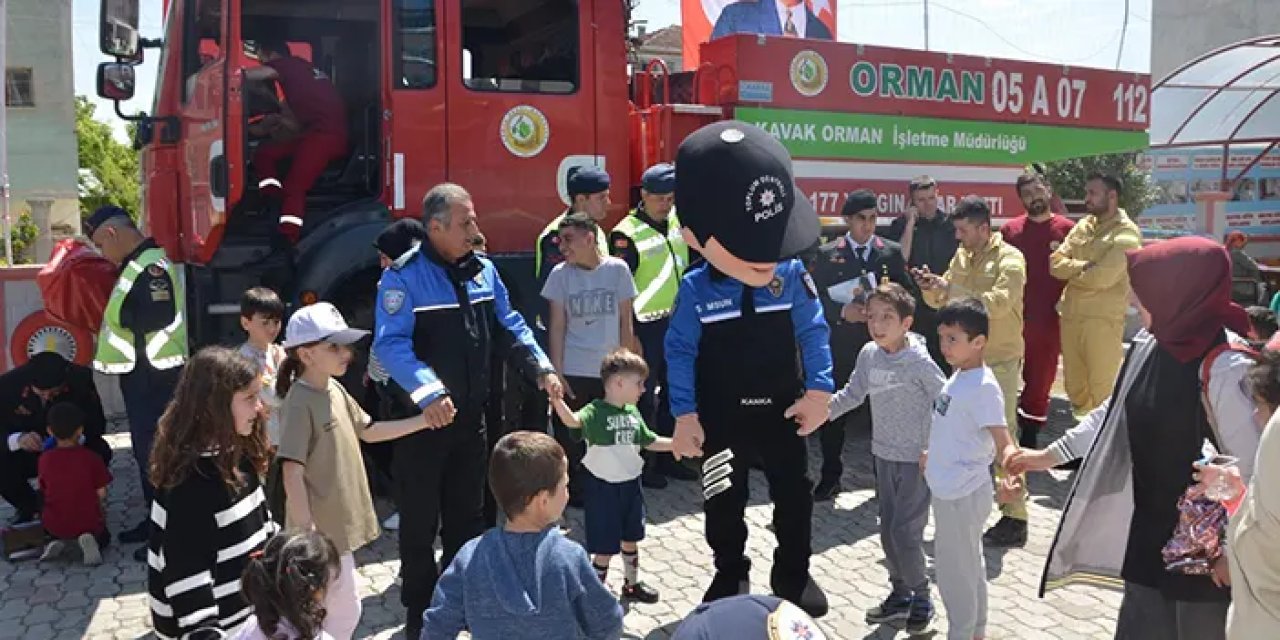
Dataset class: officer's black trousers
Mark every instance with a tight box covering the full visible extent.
[393,413,488,625]
[702,407,813,580]
[635,317,675,437]
[551,376,604,496]
[121,365,178,505]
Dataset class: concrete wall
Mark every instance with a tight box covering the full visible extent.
[5,0,79,261]
[1152,0,1280,82]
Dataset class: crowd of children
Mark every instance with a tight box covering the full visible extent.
[0,259,1242,640]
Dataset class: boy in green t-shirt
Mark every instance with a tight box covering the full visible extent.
[552,348,673,603]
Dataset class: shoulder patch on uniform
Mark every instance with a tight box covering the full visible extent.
[767,600,827,640]
[801,272,818,299]
[148,277,172,301]
[146,264,165,277]
[768,275,785,298]
[382,288,406,314]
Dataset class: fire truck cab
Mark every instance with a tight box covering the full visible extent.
[95,0,656,348]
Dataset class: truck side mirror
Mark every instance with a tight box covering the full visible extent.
[96,63,136,102]
[100,0,141,60]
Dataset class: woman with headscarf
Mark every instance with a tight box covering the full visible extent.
[1009,236,1262,639]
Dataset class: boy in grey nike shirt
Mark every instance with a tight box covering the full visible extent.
[828,283,945,633]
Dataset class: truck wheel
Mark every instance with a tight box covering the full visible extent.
[10,311,94,367]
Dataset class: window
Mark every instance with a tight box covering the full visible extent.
[460,0,579,94]
[5,68,34,107]
[394,0,437,89]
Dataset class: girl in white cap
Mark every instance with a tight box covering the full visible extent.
[275,302,434,639]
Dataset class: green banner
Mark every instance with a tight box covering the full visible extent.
[735,106,1149,164]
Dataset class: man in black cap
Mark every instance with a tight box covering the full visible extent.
[609,162,698,489]
[665,121,834,616]
[808,189,913,501]
[83,205,188,561]
[0,352,112,524]
[884,176,956,373]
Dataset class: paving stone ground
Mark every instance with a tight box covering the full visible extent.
[0,397,1120,639]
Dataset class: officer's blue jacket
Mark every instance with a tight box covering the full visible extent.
[665,258,834,418]
[373,244,551,411]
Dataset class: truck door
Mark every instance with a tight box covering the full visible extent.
[443,0,601,253]
[177,0,227,247]
[178,0,247,256]
[383,0,448,219]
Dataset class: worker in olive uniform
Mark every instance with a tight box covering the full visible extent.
[609,163,698,489]
[808,189,913,501]
[0,352,112,524]
[85,205,188,562]
[666,121,834,618]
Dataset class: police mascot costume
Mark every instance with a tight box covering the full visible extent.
[665,121,834,616]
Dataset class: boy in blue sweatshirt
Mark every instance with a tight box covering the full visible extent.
[423,431,624,639]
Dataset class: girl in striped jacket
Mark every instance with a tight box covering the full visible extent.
[146,347,279,639]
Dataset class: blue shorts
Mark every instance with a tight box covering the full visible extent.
[582,473,646,555]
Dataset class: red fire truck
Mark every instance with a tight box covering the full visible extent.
[84,0,1148,358]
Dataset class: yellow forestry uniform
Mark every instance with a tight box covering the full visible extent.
[1050,209,1142,417]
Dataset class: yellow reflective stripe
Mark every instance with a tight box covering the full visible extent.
[107,330,137,359]
[150,355,186,370]
[634,252,675,313]
[145,312,185,361]
[93,360,135,374]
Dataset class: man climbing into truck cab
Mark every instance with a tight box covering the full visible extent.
[244,36,349,245]
[84,205,189,563]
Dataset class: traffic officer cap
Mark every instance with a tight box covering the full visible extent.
[283,302,370,349]
[567,165,611,197]
[842,189,878,217]
[641,163,676,194]
[675,121,818,263]
[28,351,70,391]
[83,205,131,237]
[671,595,827,640]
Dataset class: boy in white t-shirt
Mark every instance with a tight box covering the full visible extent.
[923,298,1021,640]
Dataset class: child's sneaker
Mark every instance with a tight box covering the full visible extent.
[621,581,660,604]
[905,596,934,635]
[865,593,912,624]
[78,534,103,566]
[39,540,67,562]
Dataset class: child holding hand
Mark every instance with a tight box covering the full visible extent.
[551,348,671,603]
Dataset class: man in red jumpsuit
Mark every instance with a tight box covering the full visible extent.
[246,37,348,244]
[1000,172,1074,448]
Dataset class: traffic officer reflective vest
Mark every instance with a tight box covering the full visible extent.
[93,248,189,374]
[613,209,689,322]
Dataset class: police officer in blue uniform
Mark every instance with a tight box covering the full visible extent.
[665,122,834,617]
[373,183,562,637]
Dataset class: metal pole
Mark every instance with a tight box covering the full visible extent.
[923,0,931,51]
[0,0,12,266]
